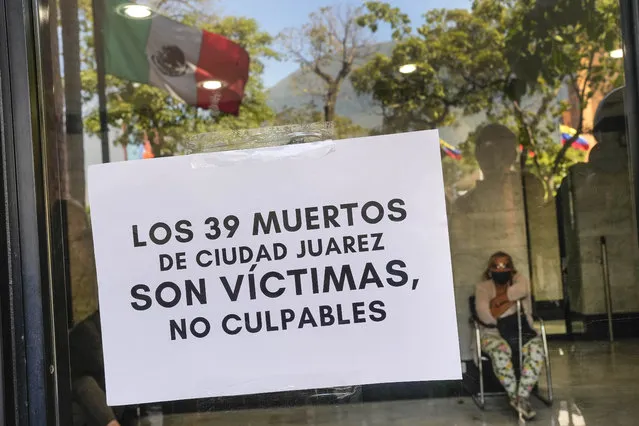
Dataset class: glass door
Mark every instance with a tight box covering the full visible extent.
[12,0,639,424]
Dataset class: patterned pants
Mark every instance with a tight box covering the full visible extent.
[480,334,545,399]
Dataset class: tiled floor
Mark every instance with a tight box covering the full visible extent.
[146,340,639,425]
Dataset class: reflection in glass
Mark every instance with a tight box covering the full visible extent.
[38,0,636,424]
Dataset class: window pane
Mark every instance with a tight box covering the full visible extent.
[37,0,638,424]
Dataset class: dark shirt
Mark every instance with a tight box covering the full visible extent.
[69,311,116,426]
[70,311,105,387]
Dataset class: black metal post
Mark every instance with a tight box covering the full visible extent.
[519,151,535,302]
[600,236,615,342]
[620,0,639,249]
[92,0,110,163]
[0,0,52,421]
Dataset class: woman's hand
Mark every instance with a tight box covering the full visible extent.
[490,292,514,319]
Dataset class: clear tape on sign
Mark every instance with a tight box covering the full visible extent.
[183,122,335,154]
[189,140,336,168]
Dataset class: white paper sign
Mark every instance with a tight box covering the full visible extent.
[88,130,461,405]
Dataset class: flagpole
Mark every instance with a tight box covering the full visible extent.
[92,0,110,163]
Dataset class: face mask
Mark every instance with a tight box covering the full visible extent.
[491,271,512,285]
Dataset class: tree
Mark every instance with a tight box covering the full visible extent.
[500,0,623,178]
[81,2,278,156]
[354,0,623,196]
[475,0,622,193]
[352,5,506,134]
[277,5,374,123]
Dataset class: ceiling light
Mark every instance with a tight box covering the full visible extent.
[610,49,623,59]
[200,80,223,90]
[120,4,153,19]
[399,64,417,74]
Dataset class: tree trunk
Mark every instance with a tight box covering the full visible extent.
[61,0,86,204]
[324,85,338,123]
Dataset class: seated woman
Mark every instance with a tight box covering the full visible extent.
[474,251,544,420]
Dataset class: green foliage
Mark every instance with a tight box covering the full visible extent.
[494,0,621,193]
[352,5,507,134]
[355,0,623,197]
[81,3,278,156]
[356,1,411,39]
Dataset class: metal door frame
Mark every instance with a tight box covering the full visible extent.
[0,0,60,422]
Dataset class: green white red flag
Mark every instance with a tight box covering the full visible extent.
[103,0,250,115]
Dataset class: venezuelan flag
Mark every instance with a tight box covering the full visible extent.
[440,139,462,160]
[560,125,590,151]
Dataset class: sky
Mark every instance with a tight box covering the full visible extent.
[215,0,472,87]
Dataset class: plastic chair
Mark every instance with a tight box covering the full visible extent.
[468,295,553,409]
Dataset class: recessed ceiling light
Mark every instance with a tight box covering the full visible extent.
[200,80,223,90]
[399,64,417,74]
[119,4,153,19]
[610,49,623,59]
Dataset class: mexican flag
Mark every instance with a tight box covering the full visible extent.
[103,0,250,115]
